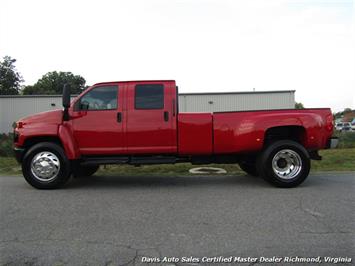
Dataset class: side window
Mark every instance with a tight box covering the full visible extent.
[77,86,118,111]
[135,84,164,109]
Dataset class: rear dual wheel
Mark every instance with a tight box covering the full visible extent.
[257,140,310,188]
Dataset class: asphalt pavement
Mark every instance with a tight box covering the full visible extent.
[0,172,354,266]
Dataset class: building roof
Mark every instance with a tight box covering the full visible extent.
[179,90,295,96]
[0,90,295,98]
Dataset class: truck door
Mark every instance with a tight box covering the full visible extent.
[71,84,125,155]
[126,82,177,154]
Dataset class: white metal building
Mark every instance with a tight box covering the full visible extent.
[179,91,295,112]
[0,90,295,133]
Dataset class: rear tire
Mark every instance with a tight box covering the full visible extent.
[257,140,310,188]
[22,142,71,189]
[73,165,99,178]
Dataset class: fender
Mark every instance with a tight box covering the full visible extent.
[16,124,58,147]
[256,115,304,144]
[261,112,328,149]
[58,124,80,160]
[214,111,307,153]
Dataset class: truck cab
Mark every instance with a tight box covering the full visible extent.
[70,80,178,155]
[14,80,337,189]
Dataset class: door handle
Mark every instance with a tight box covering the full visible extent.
[164,111,169,122]
[117,112,122,123]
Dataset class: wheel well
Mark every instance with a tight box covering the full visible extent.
[264,126,306,146]
[23,136,63,150]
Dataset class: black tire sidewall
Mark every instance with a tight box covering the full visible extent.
[258,140,310,188]
[22,142,71,189]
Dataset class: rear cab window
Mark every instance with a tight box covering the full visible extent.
[135,84,164,109]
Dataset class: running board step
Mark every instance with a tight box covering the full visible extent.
[130,156,176,165]
[81,157,129,165]
[80,156,177,166]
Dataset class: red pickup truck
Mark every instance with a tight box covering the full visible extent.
[13,80,338,189]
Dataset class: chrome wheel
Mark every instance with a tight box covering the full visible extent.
[272,149,302,180]
[30,151,60,182]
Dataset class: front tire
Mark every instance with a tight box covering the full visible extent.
[22,142,71,189]
[257,140,310,188]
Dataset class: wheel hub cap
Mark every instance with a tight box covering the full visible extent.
[272,149,302,180]
[31,152,60,182]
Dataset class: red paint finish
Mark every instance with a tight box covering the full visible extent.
[58,124,80,159]
[18,109,63,125]
[14,79,334,161]
[14,110,62,147]
[178,113,213,155]
[125,81,177,154]
[213,108,333,154]
[69,83,125,155]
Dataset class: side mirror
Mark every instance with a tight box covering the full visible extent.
[62,84,71,108]
[62,84,71,121]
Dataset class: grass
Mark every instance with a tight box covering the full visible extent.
[333,131,355,148]
[0,157,22,176]
[1,148,355,176]
[311,148,355,171]
[0,133,14,157]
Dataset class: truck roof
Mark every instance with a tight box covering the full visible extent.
[93,80,176,86]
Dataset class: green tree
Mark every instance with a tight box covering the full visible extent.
[333,108,354,120]
[0,56,24,95]
[22,71,86,95]
[295,102,305,109]
[343,108,352,114]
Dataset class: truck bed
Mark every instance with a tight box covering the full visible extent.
[178,108,333,155]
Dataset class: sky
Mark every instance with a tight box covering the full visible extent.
[0,0,354,112]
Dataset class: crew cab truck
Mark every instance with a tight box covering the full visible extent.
[13,80,338,189]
